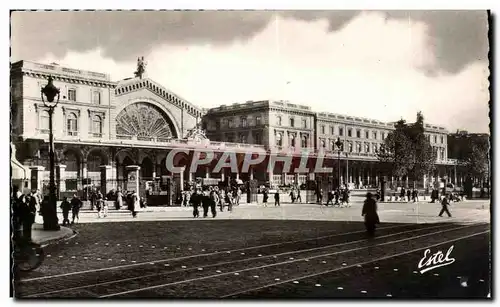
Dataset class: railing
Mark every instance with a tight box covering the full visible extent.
[116,134,133,140]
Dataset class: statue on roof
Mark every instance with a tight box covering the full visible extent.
[134,56,147,79]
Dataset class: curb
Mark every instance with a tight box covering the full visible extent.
[35,228,78,248]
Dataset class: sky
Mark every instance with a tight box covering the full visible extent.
[11,10,490,133]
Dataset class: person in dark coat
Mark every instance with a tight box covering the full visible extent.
[438,194,452,217]
[60,196,72,226]
[274,190,280,207]
[190,190,201,218]
[406,189,411,202]
[201,190,211,218]
[326,190,334,206]
[362,192,379,237]
[71,194,82,224]
[21,194,37,242]
[400,187,406,201]
[262,188,269,206]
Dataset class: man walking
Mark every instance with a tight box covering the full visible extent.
[438,194,452,217]
[71,194,82,224]
[274,189,280,207]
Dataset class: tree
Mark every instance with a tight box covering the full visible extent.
[377,112,436,187]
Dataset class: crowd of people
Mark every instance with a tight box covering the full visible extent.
[181,185,243,218]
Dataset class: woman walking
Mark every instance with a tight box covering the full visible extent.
[362,192,380,237]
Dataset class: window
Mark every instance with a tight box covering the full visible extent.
[321,139,326,148]
[290,117,295,127]
[93,91,101,104]
[277,116,282,126]
[434,135,437,143]
[302,119,307,128]
[240,133,247,143]
[66,112,78,136]
[356,142,361,152]
[348,128,352,137]
[254,132,261,144]
[382,132,386,140]
[255,116,262,126]
[301,135,308,148]
[68,89,76,101]
[92,115,102,137]
[372,131,377,139]
[356,129,361,138]
[222,119,228,128]
[321,125,325,134]
[240,117,247,127]
[441,136,444,144]
[331,126,335,135]
[365,131,369,139]
[40,110,50,133]
[215,120,221,130]
[339,127,344,136]
[276,133,282,146]
[228,119,233,128]
[291,135,296,147]
[226,133,234,143]
[365,143,370,153]
[348,142,353,152]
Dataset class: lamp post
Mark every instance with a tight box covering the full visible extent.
[41,76,61,231]
[334,137,343,189]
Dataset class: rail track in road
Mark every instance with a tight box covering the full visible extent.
[16,222,489,298]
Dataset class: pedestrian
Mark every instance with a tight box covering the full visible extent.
[407,189,411,203]
[262,188,268,207]
[90,190,96,211]
[71,194,82,224]
[20,194,37,242]
[274,189,280,207]
[362,192,379,237]
[289,189,296,203]
[201,189,210,218]
[128,190,138,218]
[296,187,302,203]
[190,190,201,218]
[326,190,334,206]
[210,189,218,217]
[438,194,452,217]
[334,189,340,206]
[60,196,71,226]
[102,197,109,217]
[115,189,123,210]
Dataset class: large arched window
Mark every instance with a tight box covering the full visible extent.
[40,110,50,133]
[92,115,103,137]
[87,151,103,172]
[67,112,78,136]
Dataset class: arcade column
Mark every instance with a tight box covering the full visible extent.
[100,165,113,194]
[125,165,141,194]
[30,166,45,192]
[57,164,66,193]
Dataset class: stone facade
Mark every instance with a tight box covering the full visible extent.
[11,60,461,196]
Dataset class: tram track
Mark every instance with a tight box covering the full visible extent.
[19,223,488,298]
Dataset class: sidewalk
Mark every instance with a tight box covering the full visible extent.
[30,223,76,246]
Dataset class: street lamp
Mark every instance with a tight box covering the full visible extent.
[334,137,343,189]
[41,76,61,231]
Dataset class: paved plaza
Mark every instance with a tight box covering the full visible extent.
[16,199,490,298]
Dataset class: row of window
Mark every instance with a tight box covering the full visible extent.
[220,116,263,129]
[428,134,445,144]
[225,132,262,144]
[39,111,103,137]
[320,139,381,154]
[60,88,102,104]
[275,133,309,148]
[320,124,387,141]
[433,146,447,160]
[275,116,307,128]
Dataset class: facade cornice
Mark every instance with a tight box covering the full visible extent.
[29,97,115,110]
[22,70,116,88]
